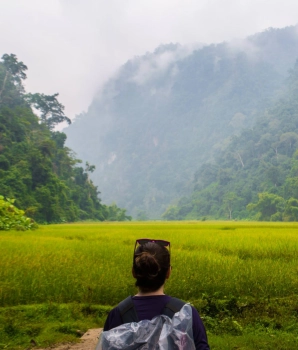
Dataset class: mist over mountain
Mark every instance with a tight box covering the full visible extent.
[165,58,298,221]
[65,25,298,219]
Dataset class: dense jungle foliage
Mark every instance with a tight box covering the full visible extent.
[0,195,37,230]
[163,60,298,221]
[0,54,131,224]
[65,25,298,219]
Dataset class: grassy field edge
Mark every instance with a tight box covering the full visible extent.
[1,294,298,350]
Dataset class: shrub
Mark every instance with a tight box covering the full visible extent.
[0,195,38,230]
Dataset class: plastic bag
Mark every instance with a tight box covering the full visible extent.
[96,303,195,350]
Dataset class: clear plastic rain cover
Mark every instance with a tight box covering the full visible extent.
[96,303,195,350]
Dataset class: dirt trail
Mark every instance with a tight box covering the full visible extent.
[42,329,102,350]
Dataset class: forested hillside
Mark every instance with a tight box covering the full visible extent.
[65,25,298,219]
[164,60,298,221]
[0,54,130,223]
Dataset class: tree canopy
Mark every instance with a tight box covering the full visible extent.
[25,93,71,130]
[0,53,131,223]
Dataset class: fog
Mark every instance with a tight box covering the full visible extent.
[1,0,298,121]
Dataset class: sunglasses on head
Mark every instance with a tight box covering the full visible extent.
[136,238,170,247]
[133,238,171,262]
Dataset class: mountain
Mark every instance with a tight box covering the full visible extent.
[65,25,298,219]
[163,59,298,221]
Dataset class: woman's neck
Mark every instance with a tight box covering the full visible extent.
[136,286,165,296]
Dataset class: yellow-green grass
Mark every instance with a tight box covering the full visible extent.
[1,221,298,307]
[1,221,298,349]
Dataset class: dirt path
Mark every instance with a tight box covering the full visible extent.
[42,329,102,350]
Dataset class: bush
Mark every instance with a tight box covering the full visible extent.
[0,195,38,230]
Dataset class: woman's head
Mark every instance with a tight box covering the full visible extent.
[132,239,171,293]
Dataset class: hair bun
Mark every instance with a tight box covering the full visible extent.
[135,251,160,279]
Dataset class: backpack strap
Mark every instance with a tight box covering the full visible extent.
[118,296,186,324]
[162,297,186,318]
[118,296,139,324]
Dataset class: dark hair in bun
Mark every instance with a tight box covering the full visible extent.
[133,242,170,292]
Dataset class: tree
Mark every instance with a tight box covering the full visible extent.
[0,54,27,106]
[162,205,179,220]
[266,166,282,187]
[85,161,96,173]
[279,132,298,156]
[0,195,37,230]
[284,177,298,199]
[104,203,132,221]
[25,93,71,130]
[247,192,285,221]
[0,54,28,103]
[223,192,239,220]
[283,198,298,221]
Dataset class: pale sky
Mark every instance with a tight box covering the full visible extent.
[1,0,298,121]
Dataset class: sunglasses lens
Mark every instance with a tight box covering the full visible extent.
[156,240,170,247]
[137,239,151,246]
[136,239,170,247]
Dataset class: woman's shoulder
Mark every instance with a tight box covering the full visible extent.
[103,305,122,331]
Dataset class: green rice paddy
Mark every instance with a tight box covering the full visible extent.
[1,221,298,349]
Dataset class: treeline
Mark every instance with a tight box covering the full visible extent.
[163,60,298,221]
[0,54,131,223]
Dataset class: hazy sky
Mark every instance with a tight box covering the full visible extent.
[1,0,298,121]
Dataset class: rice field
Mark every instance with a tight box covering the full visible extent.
[1,221,298,307]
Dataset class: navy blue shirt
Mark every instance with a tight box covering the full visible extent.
[104,295,210,350]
